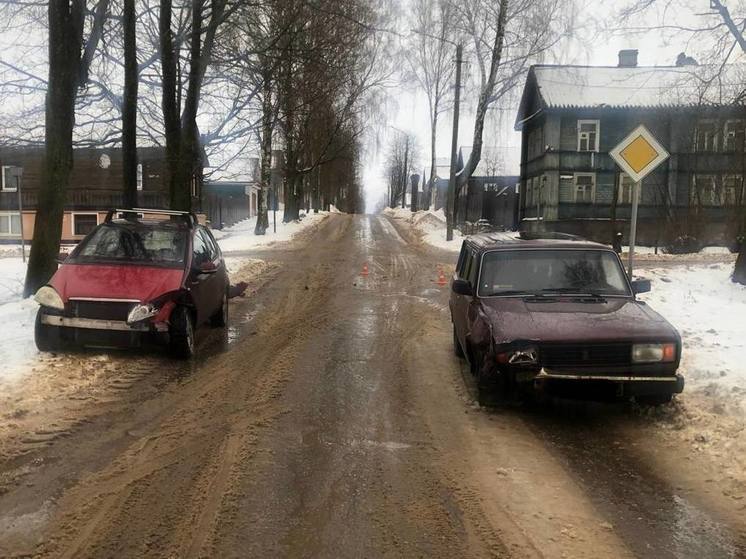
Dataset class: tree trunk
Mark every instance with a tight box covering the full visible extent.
[427,109,438,211]
[159,0,182,210]
[122,0,138,209]
[255,67,272,235]
[23,1,84,297]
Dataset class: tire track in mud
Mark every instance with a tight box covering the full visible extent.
[35,249,343,558]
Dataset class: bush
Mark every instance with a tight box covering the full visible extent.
[665,235,701,254]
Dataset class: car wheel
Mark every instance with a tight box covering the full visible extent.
[34,309,61,352]
[453,325,464,358]
[210,287,228,328]
[170,306,195,359]
[636,393,673,406]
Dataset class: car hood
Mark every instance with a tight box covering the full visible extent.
[50,263,186,303]
[480,297,679,345]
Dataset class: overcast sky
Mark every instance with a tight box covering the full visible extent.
[361,0,712,211]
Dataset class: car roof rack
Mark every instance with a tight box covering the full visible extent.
[105,208,199,228]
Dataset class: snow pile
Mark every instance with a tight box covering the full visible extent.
[638,263,746,398]
[383,206,463,252]
[0,257,27,304]
[215,210,330,253]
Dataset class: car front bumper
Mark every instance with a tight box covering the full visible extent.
[41,314,150,332]
[524,367,685,396]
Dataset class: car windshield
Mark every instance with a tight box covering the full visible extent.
[478,249,631,297]
[72,224,187,266]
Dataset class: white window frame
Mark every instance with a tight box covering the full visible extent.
[1,165,19,192]
[695,120,719,152]
[691,175,720,206]
[723,120,743,152]
[0,211,21,236]
[136,163,143,191]
[577,120,600,153]
[723,174,743,206]
[72,212,100,237]
[618,173,634,204]
[573,173,596,203]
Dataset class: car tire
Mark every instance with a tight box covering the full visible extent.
[453,325,464,358]
[34,310,61,352]
[636,393,673,406]
[170,306,195,359]
[210,287,228,328]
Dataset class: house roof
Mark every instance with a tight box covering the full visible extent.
[515,63,746,129]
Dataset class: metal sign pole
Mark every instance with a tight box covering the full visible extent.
[627,180,640,278]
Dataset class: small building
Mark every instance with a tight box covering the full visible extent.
[514,50,746,245]
[454,146,518,230]
[0,146,171,243]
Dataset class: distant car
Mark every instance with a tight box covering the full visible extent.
[450,232,684,405]
[34,209,229,358]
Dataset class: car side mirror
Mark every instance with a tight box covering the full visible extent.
[452,278,473,296]
[56,252,68,264]
[197,260,218,274]
[631,278,651,295]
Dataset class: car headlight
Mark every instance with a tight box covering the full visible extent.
[127,304,158,325]
[632,343,676,363]
[34,286,64,310]
[496,346,539,365]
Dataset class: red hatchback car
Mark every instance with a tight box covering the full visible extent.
[33,209,229,358]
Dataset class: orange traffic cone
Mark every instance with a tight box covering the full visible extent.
[437,269,447,287]
[361,262,369,276]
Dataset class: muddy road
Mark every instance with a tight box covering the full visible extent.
[0,214,744,558]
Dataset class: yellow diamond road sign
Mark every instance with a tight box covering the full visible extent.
[609,125,669,183]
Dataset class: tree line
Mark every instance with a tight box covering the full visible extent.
[0,0,389,296]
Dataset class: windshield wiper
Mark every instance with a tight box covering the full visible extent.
[538,287,607,298]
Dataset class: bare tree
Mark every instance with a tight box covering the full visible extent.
[122,0,138,208]
[23,0,110,297]
[407,0,455,211]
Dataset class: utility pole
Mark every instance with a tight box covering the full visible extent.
[446,43,463,242]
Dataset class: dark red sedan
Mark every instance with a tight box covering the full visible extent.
[33,209,229,358]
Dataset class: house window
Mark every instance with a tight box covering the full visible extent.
[73,213,99,236]
[618,173,635,204]
[573,173,596,203]
[723,120,744,152]
[723,175,743,206]
[695,120,719,152]
[691,175,720,206]
[1,166,21,191]
[577,120,599,152]
[0,212,21,236]
[136,163,143,191]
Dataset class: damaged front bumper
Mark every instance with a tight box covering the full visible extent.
[512,367,685,397]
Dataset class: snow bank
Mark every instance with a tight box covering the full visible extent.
[383,207,463,252]
[0,257,27,304]
[215,211,330,253]
[638,263,746,398]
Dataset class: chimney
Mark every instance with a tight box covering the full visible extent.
[618,49,638,67]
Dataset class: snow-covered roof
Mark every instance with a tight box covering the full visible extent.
[516,64,746,129]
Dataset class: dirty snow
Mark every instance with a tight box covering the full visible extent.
[214,210,330,253]
[383,206,463,252]
[637,263,746,398]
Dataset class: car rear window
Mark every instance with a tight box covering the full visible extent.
[478,249,631,297]
[72,224,187,266]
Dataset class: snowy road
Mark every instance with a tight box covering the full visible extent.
[0,214,744,558]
